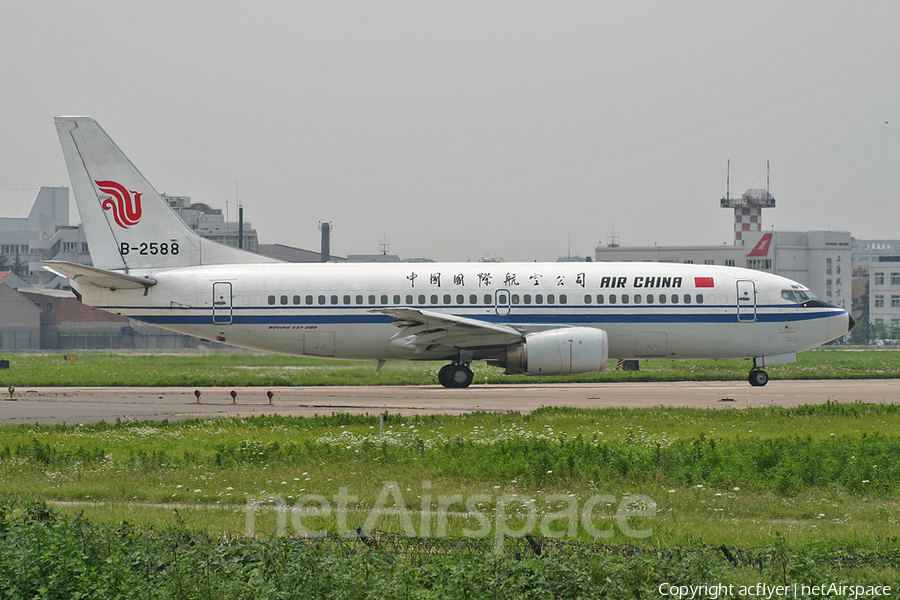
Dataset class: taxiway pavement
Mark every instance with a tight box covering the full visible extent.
[1,379,898,424]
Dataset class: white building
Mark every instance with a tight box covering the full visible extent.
[595,229,851,311]
[0,187,91,286]
[163,195,260,252]
[869,261,900,339]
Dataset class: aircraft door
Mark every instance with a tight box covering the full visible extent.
[494,289,511,316]
[212,282,233,325]
[736,280,757,323]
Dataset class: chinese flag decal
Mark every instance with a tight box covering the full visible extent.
[694,277,715,288]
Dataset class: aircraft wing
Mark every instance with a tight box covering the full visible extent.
[374,307,524,348]
[42,261,157,290]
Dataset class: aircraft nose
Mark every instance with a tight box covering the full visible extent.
[848,313,856,332]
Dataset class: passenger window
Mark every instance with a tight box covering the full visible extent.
[584,294,592,304]
[293,295,301,305]
[671,294,678,304]
[443,294,451,304]
[267,295,276,305]
[597,295,604,305]
[523,294,532,305]
[343,295,352,305]
[498,293,508,304]
[696,294,703,304]
[546,294,554,305]
[634,294,642,304]
[330,295,339,305]
[379,295,387,304]
[535,294,544,305]
[393,295,401,304]
[683,294,691,304]
[431,294,439,304]
[484,294,492,304]
[609,294,617,305]
[280,295,288,305]
[418,295,426,304]
[647,294,654,304]
[659,294,666,304]
[457,294,465,304]
[511,294,520,304]
[621,294,629,304]
[356,295,364,305]
[318,295,326,305]
[406,295,414,304]
[559,295,567,305]
[469,294,478,304]
[306,295,314,305]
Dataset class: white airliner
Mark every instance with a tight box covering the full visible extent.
[45,117,854,388]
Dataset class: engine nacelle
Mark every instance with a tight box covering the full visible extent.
[503,327,609,376]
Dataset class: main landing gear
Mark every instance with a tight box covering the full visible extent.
[438,363,474,388]
[748,369,769,387]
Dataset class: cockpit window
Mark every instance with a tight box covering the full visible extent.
[781,290,798,303]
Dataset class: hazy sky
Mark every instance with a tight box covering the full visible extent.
[2,1,898,262]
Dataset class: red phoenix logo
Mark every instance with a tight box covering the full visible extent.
[95,180,143,229]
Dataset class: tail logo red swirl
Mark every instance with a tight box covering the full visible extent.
[95,180,143,229]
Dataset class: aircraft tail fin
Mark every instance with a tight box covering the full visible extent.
[54,116,278,271]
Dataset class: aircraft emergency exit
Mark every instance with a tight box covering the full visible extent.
[45,117,854,388]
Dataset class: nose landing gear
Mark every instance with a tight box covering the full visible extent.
[438,363,474,388]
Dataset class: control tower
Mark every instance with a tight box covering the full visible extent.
[720,162,775,245]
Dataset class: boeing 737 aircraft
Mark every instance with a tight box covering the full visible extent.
[45,117,854,388]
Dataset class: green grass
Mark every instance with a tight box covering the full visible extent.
[2,350,899,590]
[2,404,900,548]
[0,347,899,387]
[13,502,893,599]
[3,404,900,590]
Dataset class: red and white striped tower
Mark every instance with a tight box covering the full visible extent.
[720,162,776,245]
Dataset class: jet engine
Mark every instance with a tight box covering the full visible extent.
[499,327,609,376]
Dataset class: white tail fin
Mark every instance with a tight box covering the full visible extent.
[54,116,278,271]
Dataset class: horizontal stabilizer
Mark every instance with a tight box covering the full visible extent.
[42,261,157,290]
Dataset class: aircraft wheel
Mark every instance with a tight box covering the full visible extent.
[438,364,454,387]
[447,364,474,388]
[749,369,769,387]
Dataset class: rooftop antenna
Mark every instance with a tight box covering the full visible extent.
[607,226,619,248]
[236,182,243,250]
[766,160,770,198]
[726,159,731,200]
[380,235,390,256]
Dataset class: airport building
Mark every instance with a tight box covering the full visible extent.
[0,187,91,287]
[594,188,852,311]
[163,194,260,253]
[869,259,900,339]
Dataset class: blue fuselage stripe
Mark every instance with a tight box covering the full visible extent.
[110,307,838,326]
